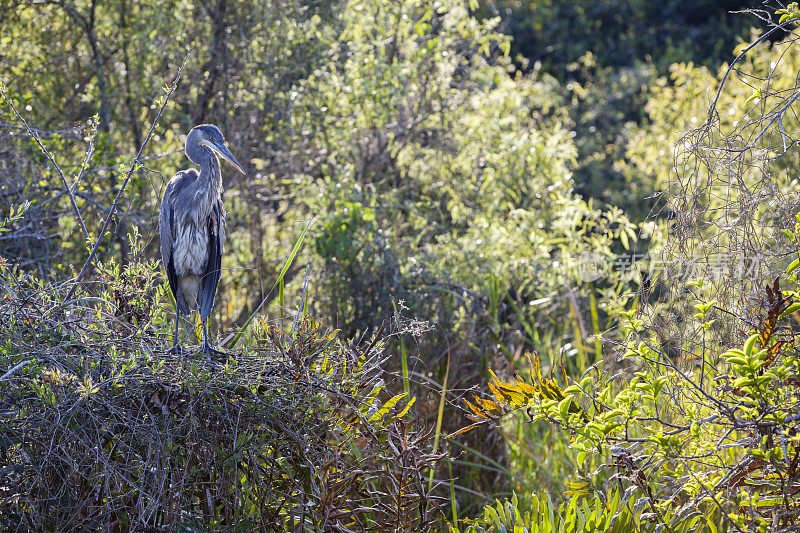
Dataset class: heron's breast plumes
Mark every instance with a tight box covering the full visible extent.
[172,221,209,278]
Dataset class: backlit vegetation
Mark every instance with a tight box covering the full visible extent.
[7,1,800,531]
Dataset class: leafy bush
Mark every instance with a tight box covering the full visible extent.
[7,1,798,530]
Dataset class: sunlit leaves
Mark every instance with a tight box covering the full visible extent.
[777,3,800,24]
[457,355,590,438]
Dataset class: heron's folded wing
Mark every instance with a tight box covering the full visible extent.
[159,184,180,306]
[199,200,225,322]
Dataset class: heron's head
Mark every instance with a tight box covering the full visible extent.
[186,124,245,174]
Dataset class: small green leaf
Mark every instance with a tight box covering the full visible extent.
[499,40,510,57]
[744,333,760,356]
[558,397,573,421]
[370,392,407,422]
[745,88,762,106]
[779,302,800,320]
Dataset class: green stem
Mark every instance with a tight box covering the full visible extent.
[589,281,602,363]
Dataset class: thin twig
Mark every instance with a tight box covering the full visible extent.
[0,85,90,240]
[0,358,33,382]
[0,121,87,137]
[706,19,794,125]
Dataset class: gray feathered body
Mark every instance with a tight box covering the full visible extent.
[160,152,226,320]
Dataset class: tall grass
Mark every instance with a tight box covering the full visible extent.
[229,218,312,348]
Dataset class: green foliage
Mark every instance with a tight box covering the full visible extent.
[288,0,641,376]
[777,3,800,24]
[5,0,796,530]
[459,263,800,530]
[468,1,759,224]
[624,28,800,219]
[455,491,642,533]
[0,200,31,234]
[229,217,311,349]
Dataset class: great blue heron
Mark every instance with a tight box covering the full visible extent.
[160,124,244,355]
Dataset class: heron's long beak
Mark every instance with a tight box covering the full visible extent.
[210,139,245,174]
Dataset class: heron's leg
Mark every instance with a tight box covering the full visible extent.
[168,310,184,355]
[173,311,180,346]
[169,288,186,355]
[201,319,226,357]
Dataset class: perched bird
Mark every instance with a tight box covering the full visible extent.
[159,124,244,355]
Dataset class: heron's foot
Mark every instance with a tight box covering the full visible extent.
[167,344,187,356]
[201,341,229,361]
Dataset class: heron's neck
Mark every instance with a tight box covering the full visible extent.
[185,153,223,226]
[199,153,223,195]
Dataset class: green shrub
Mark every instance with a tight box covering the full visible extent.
[457,255,800,530]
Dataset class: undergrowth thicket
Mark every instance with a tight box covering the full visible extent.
[0,236,444,531]
[458,269,800,532]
